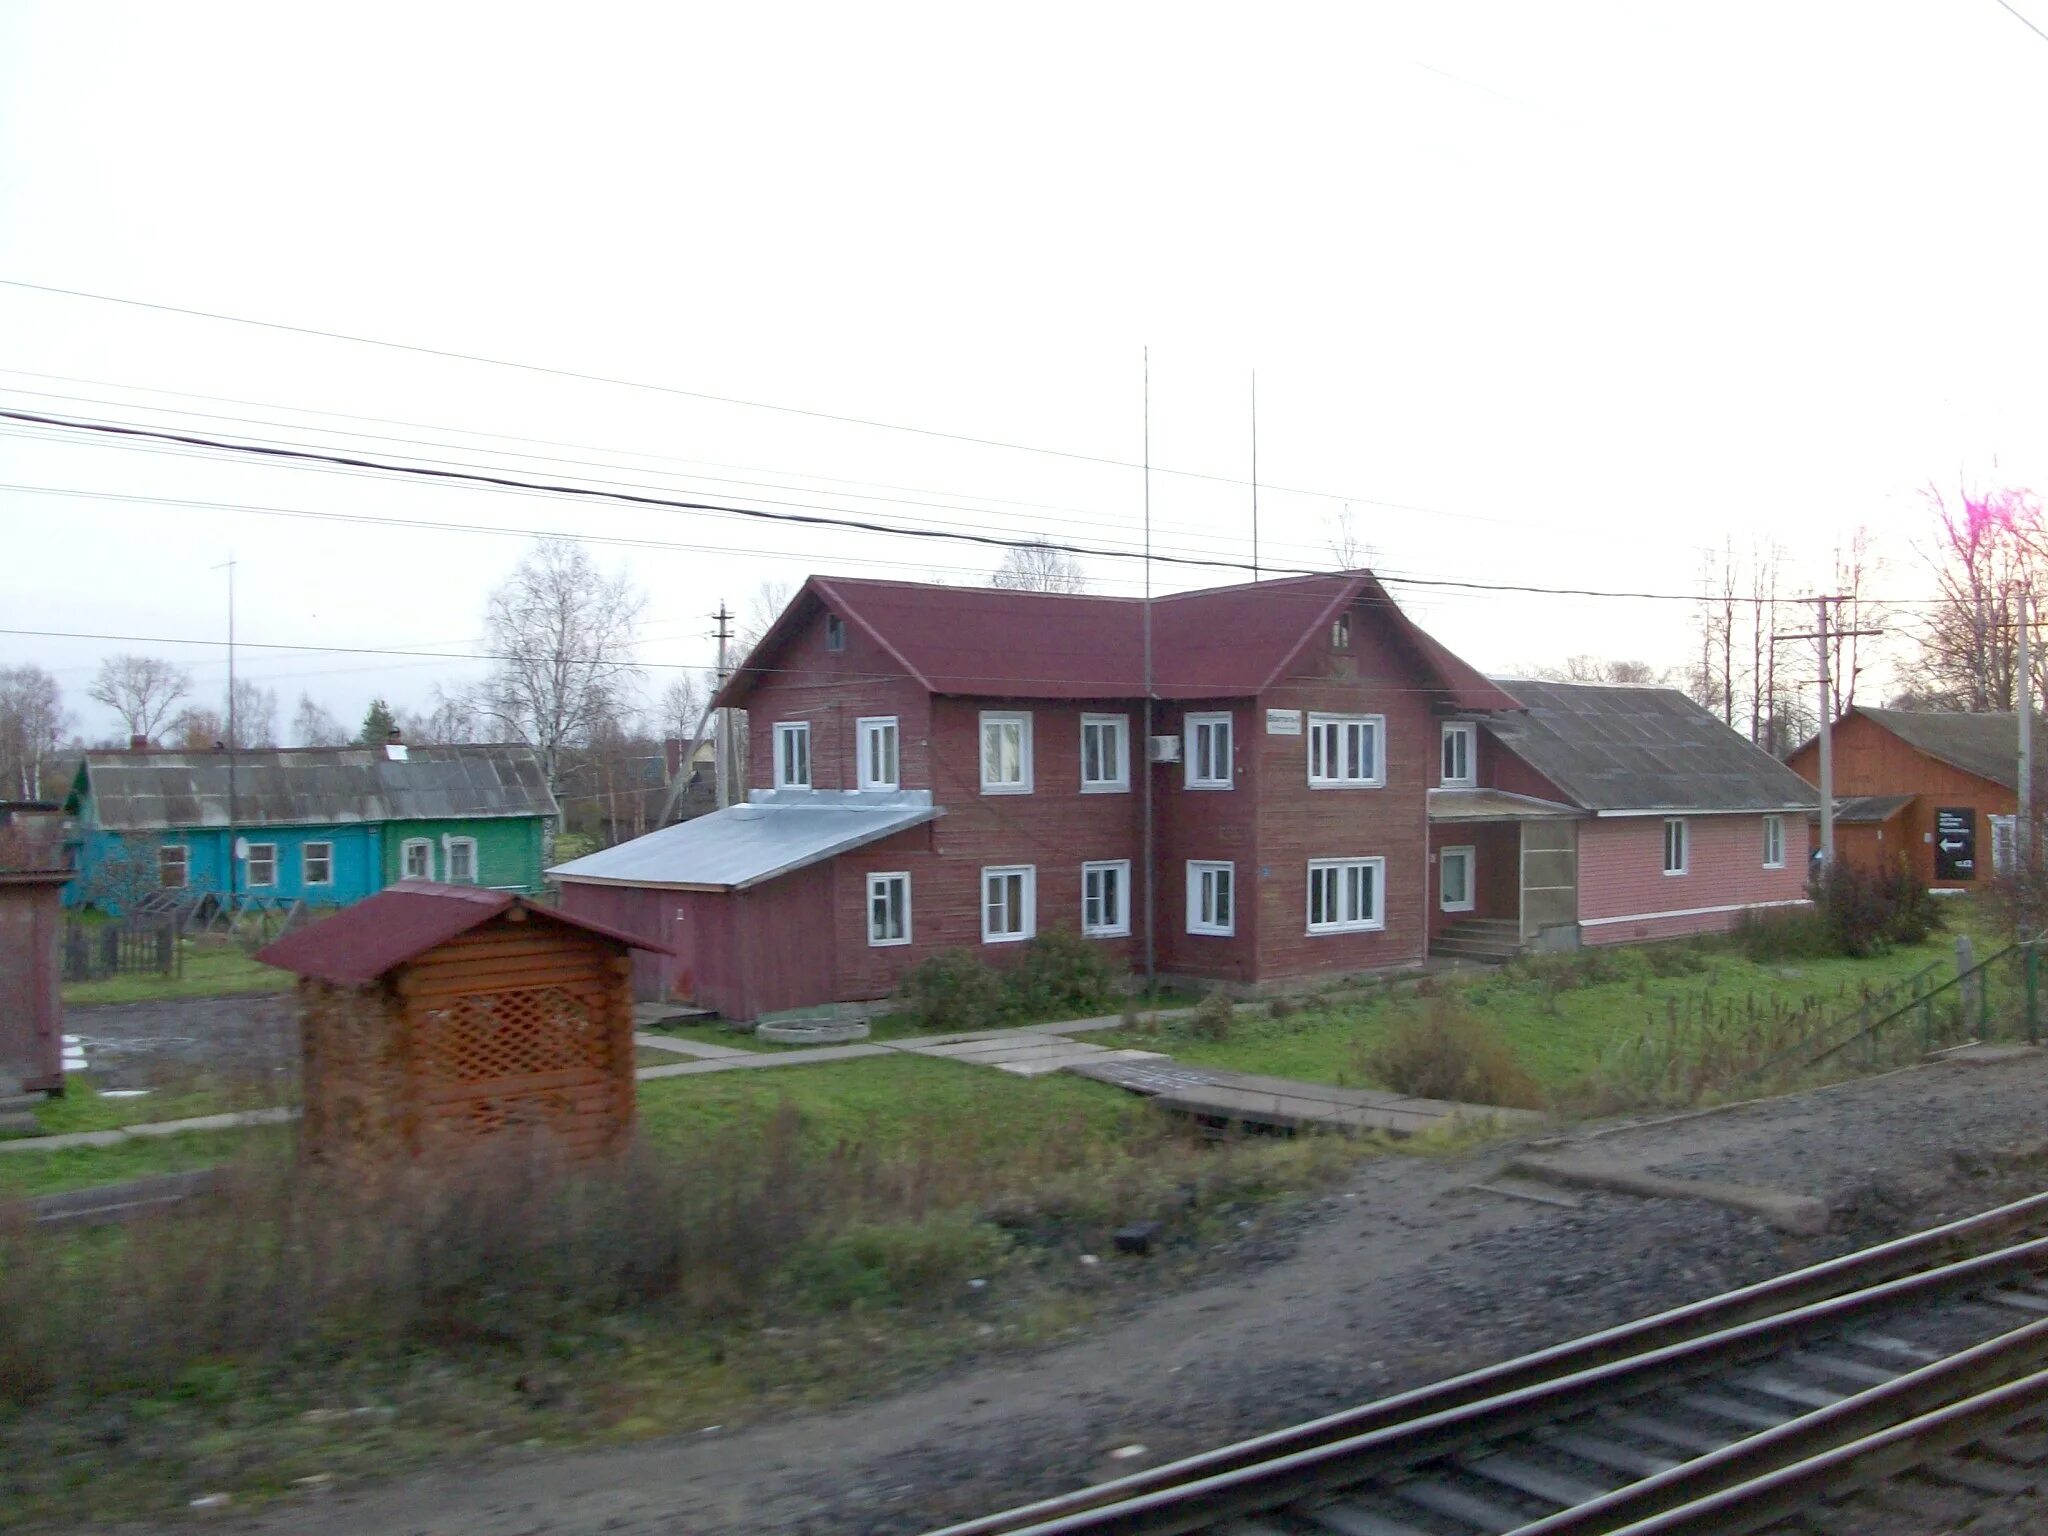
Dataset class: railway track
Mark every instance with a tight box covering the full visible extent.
[927,1191,2048,1536]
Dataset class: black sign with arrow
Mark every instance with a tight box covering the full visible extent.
[1936,807,1976,881]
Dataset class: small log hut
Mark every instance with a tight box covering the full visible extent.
[258,882,666,1164]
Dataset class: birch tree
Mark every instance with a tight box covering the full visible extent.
[0,665,67,800]
[1908,484,2045,711]
[991,539,1088,593]
[474,538,645,792]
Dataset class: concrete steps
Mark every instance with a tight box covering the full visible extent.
[1432,919,1524,964]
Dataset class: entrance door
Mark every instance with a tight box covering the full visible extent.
[1440,846,1475,913]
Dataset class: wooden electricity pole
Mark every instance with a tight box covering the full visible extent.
[1775,595,1882,869]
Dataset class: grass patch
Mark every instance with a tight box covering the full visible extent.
[25,1074,241,1137]
[0,1056,1369,1526]
[1101,922,1989,1108]
[0,1127,274,1200]
[62,941,292,1006]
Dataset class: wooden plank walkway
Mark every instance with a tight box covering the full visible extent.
[1067,1059,1543,1138]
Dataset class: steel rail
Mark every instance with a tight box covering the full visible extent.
[956,1234,2048,1536]
[1496,1314,2048,1534]
[1592,1365,2048,1536]
[926,1190,2048,1536]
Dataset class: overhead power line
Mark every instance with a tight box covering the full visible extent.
[0,274,1507,526]
[0,407,1845,607]
[1993,0,2048,46]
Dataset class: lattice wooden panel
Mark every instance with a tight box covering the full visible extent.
[415,985,610,1084]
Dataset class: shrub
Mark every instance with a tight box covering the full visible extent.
[1267,992,1299,1020]
[1733,905,1838,961]
[1007,929,1120,1020]
[1363,995,1544,1109]
[1816,857,1942,958]
[782,1216,1014,1310]
[902,949,1012,1031]
[1642,942,1709,978]
[1186,988,1236,1041]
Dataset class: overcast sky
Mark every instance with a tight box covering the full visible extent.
[4,2,2046,743]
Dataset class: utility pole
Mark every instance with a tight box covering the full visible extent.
[712,603,734,810]
[1141,347,1156,991]
[1249,369,1260,582]
[1774,595,1882,870]
[213,556,238,909]
[2020,588,2032,875]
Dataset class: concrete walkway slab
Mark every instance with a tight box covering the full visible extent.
[1507,1153,1828,1236]
[634,1032,756,1060]
[0,1105,297,1153]
[994,1049,1165,1078]
[636,1043,890,1079]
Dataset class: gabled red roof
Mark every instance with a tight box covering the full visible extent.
[717,571,1518,711]
[256,881,667,985]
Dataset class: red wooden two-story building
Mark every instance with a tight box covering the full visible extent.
[553,573,1816,1016]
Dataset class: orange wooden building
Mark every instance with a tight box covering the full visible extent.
[1787,707,2032,889]
[259,882,666,1165]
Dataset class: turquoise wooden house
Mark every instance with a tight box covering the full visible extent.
[63,744,559,910]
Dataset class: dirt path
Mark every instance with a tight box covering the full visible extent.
[192,1050,2048,1536]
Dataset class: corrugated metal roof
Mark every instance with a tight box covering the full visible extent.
[78,745,560,831]
[716,572,1519,712]
[549,790,940,890]
[1427,787,1582,821]
[1484,679,1821,813]
[257,880,665,984]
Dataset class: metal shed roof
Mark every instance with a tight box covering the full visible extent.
[74,745,559,832]
[1826,707,2043,792]
[548,790,940,891]
[1484,679,1820,814]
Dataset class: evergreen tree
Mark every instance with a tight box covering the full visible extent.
[360,698,398,745]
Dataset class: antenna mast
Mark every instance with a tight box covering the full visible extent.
[1250,369,1260,581]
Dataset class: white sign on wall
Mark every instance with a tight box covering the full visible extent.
[1265,709,1303,736]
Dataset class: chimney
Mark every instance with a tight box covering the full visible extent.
[387,726,403,743]
[663,735,683,781]
[129,734,149,753]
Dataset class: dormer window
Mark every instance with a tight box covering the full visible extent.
[1440,723,1476,788]
[826,613,846,652]
[1331,613,1351,649]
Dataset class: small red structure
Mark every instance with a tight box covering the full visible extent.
[0,869,68,1094]
[259,882,666,1165]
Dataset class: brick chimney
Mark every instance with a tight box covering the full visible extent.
[663,736,683,781]
[129,734,149,752]
[387,726,402,743]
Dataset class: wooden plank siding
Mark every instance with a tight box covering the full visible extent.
[1786,713,2015,889]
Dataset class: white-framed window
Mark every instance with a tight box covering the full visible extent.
[1331,612,1351,649]
[980,711,1033,794]
[857,717,900,791]
[1308,713,1384,787]
[1663,818,1688,875]
[774,721,812,790]
[826,613,846,652]
[1185,713,1234,789]
[158,844,188,890]
[866,871,911,946]
[245,842,277,889]
[1081,859,1131,937]
[981,864,1036,943]
[1187,860,1235,936]
[1440,723,1476,788]
[446,836,478,885]
[1080,713,1130,793]
[302,841,334,887]
[1763,814,1785,869]
[1439,846,1475,913]
[1308,856,1386,933]
[401,838,433,881]
[1992,814,2018,877]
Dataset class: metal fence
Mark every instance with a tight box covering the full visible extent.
[61,917,181,982]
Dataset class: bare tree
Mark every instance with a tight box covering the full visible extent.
[1531,656,1673,686]
[291,693,350,747]
[991,538,1088,594]
[656,674,709,742]
[398,691,481,745]
[473,538,645,791]
[1325,504,1376,571]
[734,580,795,658]
[169,707,225,750]
[0,665,68,800]
[1907,483,2045,711]
[87,654,191,743]
[229,679,279,749]
[1828,525,1886,717]
[1687,540,1741,727]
